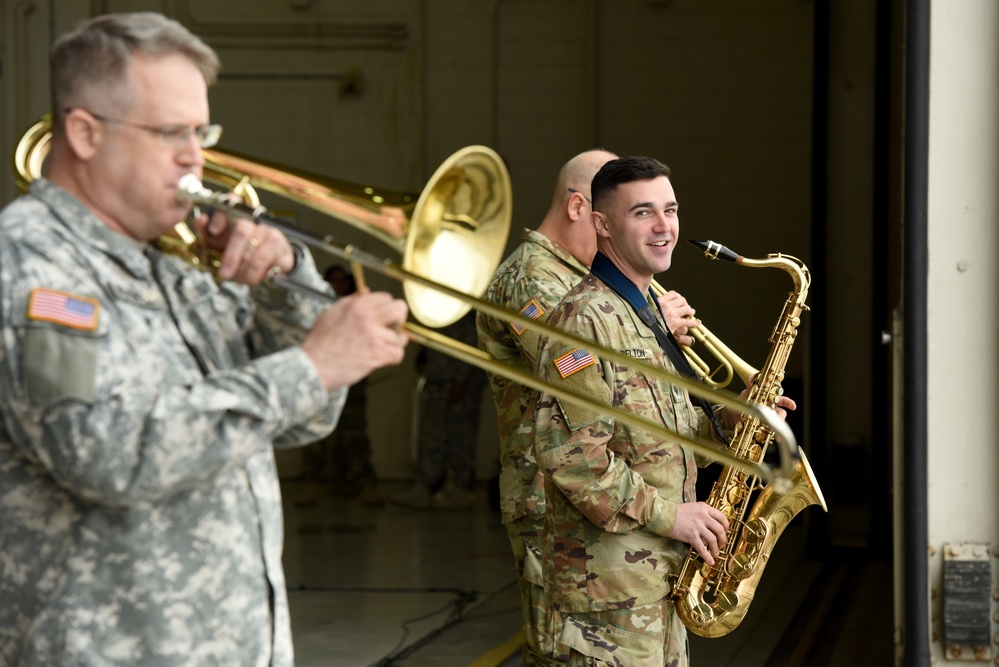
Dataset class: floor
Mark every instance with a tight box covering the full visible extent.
[280,478,895,667]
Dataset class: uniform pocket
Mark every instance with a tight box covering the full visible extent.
[24,326,102,406]
[557,610,665,667]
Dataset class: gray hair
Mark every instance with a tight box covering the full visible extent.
[51,12,219,131]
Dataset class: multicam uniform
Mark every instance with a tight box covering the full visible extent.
[533,272,716,667]
[0,179,344,667]
[477,229,589,662]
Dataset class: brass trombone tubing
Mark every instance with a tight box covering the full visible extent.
[179,187,799,485]
[271,270,782,484]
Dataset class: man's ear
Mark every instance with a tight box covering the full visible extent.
[63,110,102,161]
[567,192,587,221]
[591,211,610,238]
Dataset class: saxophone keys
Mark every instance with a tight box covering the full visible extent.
[728,552,754,579]
[717,590,740,613]
[690,602,715,625]
[743,518,770,545]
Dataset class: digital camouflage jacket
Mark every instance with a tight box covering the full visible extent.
[0,179,344,666]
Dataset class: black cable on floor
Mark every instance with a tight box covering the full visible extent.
[370,590,478,667]
[363,579,520,666]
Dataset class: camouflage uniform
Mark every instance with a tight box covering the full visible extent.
[533,273,716,667]
[0,179,344,666]
[415,311,487,491]
[477,229,589,663]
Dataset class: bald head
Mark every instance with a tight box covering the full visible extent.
[552,148,618,208]
[536,148,618,267]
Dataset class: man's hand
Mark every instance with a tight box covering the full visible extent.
[732,378,798,422]
[300,292,410,390]
[192,210,296,285]
[657,289,699,347]
[667,501,730,566]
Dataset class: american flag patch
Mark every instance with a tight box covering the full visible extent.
[554,348,595,378]
[512,299,545,335]
[27,288,100,331]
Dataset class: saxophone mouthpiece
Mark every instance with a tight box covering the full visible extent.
[690,239,740,263]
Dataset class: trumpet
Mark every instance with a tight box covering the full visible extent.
[650,281,758,389]
[12,114,802,485]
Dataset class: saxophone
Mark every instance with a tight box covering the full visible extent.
[670,240,827,638]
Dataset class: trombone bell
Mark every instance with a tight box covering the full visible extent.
[403,146,512,328]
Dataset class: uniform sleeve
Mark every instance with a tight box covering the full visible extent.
[532,310,679,538]
[245,239,347,448]
[506,264,574,369]
[0,236,338,507]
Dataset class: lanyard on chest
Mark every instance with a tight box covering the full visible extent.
[590,252,726,443]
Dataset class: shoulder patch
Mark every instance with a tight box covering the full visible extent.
[553,348,596,378]
[27,288,100,331]
[511,299,545,335]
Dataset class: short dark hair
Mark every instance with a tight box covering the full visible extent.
[591,156,671,210]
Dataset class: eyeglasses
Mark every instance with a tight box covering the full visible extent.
[568,187,592,204]
[68,108,223,148]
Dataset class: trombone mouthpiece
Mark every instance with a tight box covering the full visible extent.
[177,174,215,204]
[690,239,740,263]
[175,175,281,225]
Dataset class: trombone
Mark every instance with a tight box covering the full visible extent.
[13,114,800,486]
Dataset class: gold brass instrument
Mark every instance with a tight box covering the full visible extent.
[12,115,803,487]
[671,239,827,638]
[650,281,758,389]
[201,144,512,328]
[13,114,512,329]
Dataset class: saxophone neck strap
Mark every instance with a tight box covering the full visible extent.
[590,252,693,374]
[590,251,727,443]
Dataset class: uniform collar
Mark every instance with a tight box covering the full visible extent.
[590,251,664,322]
[522,228,590,274]
[30,178,154,279]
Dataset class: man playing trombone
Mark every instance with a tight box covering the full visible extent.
[478,149,702,665]
[531,156,795,666]
[0,12,408,666]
